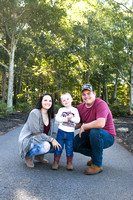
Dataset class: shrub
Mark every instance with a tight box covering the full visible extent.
[0,101,13,117]
[16,102,32,112]
[109,103,129,117]
[54,104,62,114]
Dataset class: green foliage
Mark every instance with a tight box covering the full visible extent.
[0,101,13,117]
[0,0,132,111]
[16,102,32,112]
[109,103,129,117]
[54,104,62,114]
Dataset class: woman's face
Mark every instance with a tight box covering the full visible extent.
[41,95,52,110]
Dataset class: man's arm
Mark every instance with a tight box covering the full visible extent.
[82,118,106,130]
[79,118,106,138]
[75,123,82,130]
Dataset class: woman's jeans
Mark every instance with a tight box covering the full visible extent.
[73,128,114,167]
[55,129,74,157]
[28,141,55,158]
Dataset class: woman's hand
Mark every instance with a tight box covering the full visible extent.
[51,138,62,151]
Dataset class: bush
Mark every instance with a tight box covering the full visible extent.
[0,101,13,117]
[54,104,62,114]
[16,102,32,112]
[109,103,129,117]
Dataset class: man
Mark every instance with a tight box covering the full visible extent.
[73,84,116,175]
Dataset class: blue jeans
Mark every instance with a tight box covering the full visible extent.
[73,129,114,167]
[55,129,74,157]
[28,141,55,158]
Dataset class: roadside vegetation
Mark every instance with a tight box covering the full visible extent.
[0,0,133,116]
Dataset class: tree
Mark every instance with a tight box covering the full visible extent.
[0,0,65,110]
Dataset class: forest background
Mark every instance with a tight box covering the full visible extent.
[0,0,133,116]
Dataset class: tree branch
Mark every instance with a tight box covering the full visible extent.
[117,68,131,86]
[0,62,9,69]
[113,0,133,14]
[0,43,10,56]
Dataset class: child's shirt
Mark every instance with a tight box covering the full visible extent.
[55,107,80,132]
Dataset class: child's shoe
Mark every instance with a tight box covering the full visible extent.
[52,161,59,170]
[67,162,73,170]
[66,155,73,170]
[52,154,61,170]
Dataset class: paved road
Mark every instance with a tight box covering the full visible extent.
[0,125,133,200]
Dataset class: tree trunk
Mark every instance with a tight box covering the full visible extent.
[130,61,133,112]
[113,71,119,99]
[98,75,101,98]
[130,0,133,112]
[14,68,18,107]
[86,70,90,83]
[105,80,108,103]
[2,69,7,103]
[18,69,23,95]
[7,35,16,109]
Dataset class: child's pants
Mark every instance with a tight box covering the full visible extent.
[55,129,74,157]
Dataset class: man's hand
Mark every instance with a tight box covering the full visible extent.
[79,126,84,138]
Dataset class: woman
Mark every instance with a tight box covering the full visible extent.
[18,93,61,168]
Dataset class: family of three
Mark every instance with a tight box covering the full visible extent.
[18,84,116,175]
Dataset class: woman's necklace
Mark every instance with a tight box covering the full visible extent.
[41,109,49,126]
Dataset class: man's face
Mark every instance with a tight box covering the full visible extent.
[81,90,96,107]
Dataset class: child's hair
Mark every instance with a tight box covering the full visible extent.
[60,92,72,100]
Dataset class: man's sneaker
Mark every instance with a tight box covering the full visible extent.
[84,165,103,175]
[87,159,92,166]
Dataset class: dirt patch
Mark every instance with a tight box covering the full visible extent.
[0,112,133,153]
[113,115,133,154]
[0,111,28,135]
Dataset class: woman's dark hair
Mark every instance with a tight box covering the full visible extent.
[35,93,54,118]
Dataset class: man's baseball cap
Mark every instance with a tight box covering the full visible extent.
[81,84,94,92]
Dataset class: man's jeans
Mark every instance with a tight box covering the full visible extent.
[55,129,74,157]
[73,129,114,167]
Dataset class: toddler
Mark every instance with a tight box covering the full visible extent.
[52,93,80,170]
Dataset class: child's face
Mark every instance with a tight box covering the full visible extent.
[61,94,72,108]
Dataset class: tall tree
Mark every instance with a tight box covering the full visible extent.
[0,0,65,109]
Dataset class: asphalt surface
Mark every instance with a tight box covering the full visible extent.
[0,125,133,200]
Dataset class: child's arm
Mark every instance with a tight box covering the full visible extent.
[55,108,66,123]
[69,108,80,124]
